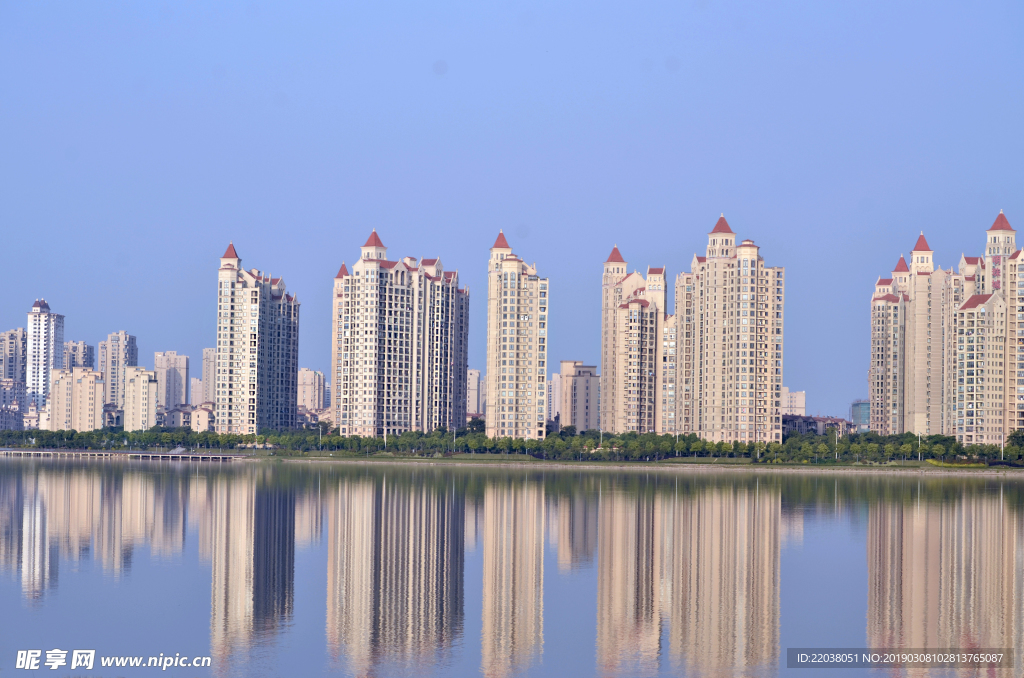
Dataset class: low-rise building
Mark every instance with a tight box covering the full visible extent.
[0,404,23,431]
[782,414,852,437]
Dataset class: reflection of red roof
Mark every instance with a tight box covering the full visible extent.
[335,263,349,278]
[606,246,625,263]
[989,211,1013,231]
[961,294,993,310]
[363,230,385,247]
[710,215,733,234]
[222,242,239,258]
[492,231,510,249]
[911,233,932,251]
[877,278,893,285]
[893,256,909,273]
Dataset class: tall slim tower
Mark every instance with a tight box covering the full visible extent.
[484,231,549,440]
[214,243,300,434]
[202,347,216,404]
[26,300,64,407]
[98,331,138,409]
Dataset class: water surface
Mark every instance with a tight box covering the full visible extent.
[1,460,1021,677]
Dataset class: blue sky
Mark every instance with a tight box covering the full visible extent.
[1,0,1021,416]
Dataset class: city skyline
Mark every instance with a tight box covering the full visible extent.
[3,2,1021,418]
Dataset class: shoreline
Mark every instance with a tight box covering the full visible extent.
[3,448,1022,478]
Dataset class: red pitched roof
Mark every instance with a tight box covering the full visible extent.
[492,231,510,249]
[619,299,650,308]
[222,242,239,258]
[873,294,900,303]
[363,230,385,247]
[648,266,665,275]
[911,233,931,251]
[710,215,733,234]
[877,278,893,285]
[989,211,1013,231]
[1012,250,1022,260]
[893,256,909,273]
[695,256,706,263]
[606,246,625,263]
[335,263,349,278]
[421,258,438,265]
[960,294,993,310]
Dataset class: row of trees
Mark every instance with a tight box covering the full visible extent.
[2,421,1022,465]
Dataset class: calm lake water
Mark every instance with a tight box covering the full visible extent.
[1,459,1022,678]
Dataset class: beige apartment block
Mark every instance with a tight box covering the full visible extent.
[98,331,138,409]
[546,372,560,422]
[0,328,27,383]
[600,246,669,434]
[602,216,785,443]
[123,366,158,432]
[780,386,806,416]
[484,231,549,440]
[331,231,469,437]
[559,361,599,432]
[154,351,189,409]
[190,377,203,406]
[870,212,1019,445]
[214,243,300,435]
[49,367,104,432]
[298,368,325,410]
[26,300,64,408]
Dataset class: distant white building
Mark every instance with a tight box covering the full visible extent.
[190,377,204,406]
[298,368,325,411]
[781,386,806,416]
[26,300,64,408]
[155,351,189,409]
[98,331,138,409]
[559,361,599,432]
[201,347,216,404]
[467,369,482,417]
[546,373,561,423]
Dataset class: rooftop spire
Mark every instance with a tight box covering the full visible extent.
[222,242,239,259]
[989,211,1014,231]
[911,233,932,252]
[492,230,510,249]
[335,262,349,278]
[363,229,386,248]
[710,215,733,234]
[606,245,625,263]
[893,255,909,273]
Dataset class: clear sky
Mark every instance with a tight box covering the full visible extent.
[1,0,1021,417]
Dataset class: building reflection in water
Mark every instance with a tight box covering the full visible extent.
[595,479,781,677]
[326,474,464,676]
[200,469,295,662]
[481,478,545,678]
[868,487,1024,668]
[548,489,598,573]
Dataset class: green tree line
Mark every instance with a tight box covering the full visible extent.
[2,420,1023,465]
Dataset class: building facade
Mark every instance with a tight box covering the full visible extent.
[558,361,599,432]
[123,366,158,432]
[780,386,806,416]
[297,368,325,411]
[484,232,548,440]
[546,373,561,424]
[331,231,470,437]
[63,341,94,369]
[26,300,64,408]
[214,243,300,434]
[49,367,104,432]
[0,328,27,384]
[467,368,482,417]
[601,215,785,443]
[202,347,216,403]
[190,377,204,406]
[154,351,189,409]
[98,331,138,409]
[869,212,1020,445]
